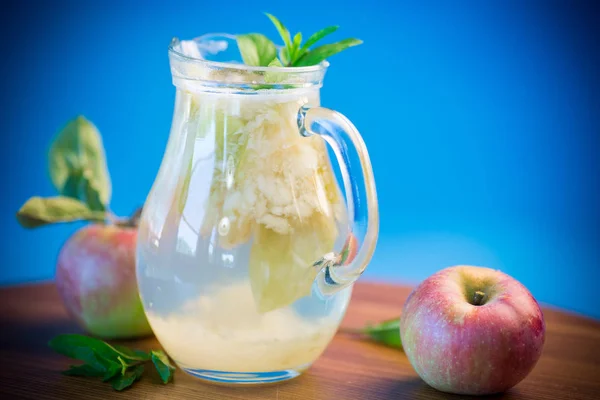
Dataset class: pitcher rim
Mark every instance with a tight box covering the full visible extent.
[168,35,330,74]
[168,35,329,93]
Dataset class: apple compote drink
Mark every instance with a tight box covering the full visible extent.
[136,82,352,374]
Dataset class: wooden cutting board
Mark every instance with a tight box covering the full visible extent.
[0,281,598,399]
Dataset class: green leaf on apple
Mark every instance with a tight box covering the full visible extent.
[16,196,107,228]
[48,115,112,212]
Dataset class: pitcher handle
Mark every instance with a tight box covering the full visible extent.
[297,104,379,295]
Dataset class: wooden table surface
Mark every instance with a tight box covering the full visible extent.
[0,281,599,400]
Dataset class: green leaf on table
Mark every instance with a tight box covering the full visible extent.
[16,196,106,228]
[63,361,121,382]
[112,344,151,361]
[49,334,175,391]
[109,365,145,391]
[236,33,277,66]
[48,115,112,211]
[151,350,176,384]
[48,334,148,364]
[62,349,120,377]
[294,38,363,67]
[62,363,106,378]
[102,362,123,382]
[359,318,403,349]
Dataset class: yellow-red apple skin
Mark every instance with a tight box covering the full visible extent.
[55,224,153,339]
[400,265,546,395]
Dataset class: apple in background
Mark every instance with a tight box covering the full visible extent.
[400,265,545,396]
[56,223,153,339]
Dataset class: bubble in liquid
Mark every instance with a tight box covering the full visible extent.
[218,217,230,236]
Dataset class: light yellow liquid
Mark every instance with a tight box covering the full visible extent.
[145,281,342,372]
[136,88,353,377]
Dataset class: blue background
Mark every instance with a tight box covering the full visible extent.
[1,0,598,318]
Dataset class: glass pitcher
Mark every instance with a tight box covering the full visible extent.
[135,34,379,385]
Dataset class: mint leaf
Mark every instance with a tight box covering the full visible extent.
[237,15,361,68]
[62,364,106,378]
[63,361,121,382]
[112,345,151,362]
[48,116,112,211]
[16,196,106,228]
[263,57,287,85]
[109,365,144,391]
[151,350,176,384]
[48,334,148,363]
[279,47,290,66]
[359,318,403,349]
[294,38,363,67]
[265,13,292,57]
[268,58,283,67]
[49,334,175,391]
[102,362,122,382]
[290,32,302,63]
[236,33,277,67]
[301,25,339,51]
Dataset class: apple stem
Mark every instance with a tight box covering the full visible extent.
[473,290,487,306]
[106,207,143,228]
[106,211,125,225]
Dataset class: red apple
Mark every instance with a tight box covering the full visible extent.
[55,223,152,339]
[400,265,545,395]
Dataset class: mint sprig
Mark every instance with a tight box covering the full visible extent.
[237,13,362,68]
[236,33,277,67]
[341,318,403,349]
[49,334,176,391]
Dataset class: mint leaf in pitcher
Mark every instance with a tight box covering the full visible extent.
[237,13,362,67]
[265,13,293,60]
[301,26,339,53]
[236,33,277,67]
[294,38,363,67]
